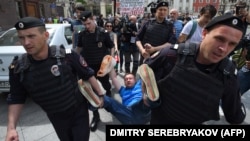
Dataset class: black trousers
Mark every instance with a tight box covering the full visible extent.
[47,102,90,141]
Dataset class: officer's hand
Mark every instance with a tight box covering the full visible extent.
[145,44,156,55]
[99,96,104,108]
[141,49,150,59]
[5,129,19,141]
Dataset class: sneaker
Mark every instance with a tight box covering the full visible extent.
[137,64,159,101]
[97,55,116,77]
[78,79,101,108]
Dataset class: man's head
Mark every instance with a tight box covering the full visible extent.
[14,17,49,57]
[74,3,85,19]
[199,14,244,64]
[198,4,217,26]
[129,15,137,23]
[80,11,96,32]
[169,8,179,21]
[155,1,169,20]
[124,73,136,88]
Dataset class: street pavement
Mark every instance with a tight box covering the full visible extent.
[0,72,250,141]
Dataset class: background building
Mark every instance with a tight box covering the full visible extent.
[0,0,249,31]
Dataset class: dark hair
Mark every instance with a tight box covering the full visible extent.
[124,73,135,79]
[199,4,217,18]
[104,21,113,27]
[75,3,85,11]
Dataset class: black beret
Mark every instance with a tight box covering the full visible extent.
[156,1,168,10]
[80,11,92,21]
[14,17,45,30]
[205,14,244,33]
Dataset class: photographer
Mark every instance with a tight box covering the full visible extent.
[120,15,140,74]
[232,1,250,95]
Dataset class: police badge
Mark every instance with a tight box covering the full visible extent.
[98,42,102,48]
[51,65,60,76]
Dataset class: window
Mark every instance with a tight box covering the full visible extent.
[65,27,72,44]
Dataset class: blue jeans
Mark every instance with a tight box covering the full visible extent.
[102,96,159,124]
[237,66,250,95]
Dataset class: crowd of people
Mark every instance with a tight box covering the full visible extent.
[4,0,250,141]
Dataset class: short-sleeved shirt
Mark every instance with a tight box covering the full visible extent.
[180,20,203,44]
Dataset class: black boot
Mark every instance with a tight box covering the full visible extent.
[90,110,100,131]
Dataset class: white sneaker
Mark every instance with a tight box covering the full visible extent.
[78,79,101,108]
[137,64,159,101]
[97,55,116,77]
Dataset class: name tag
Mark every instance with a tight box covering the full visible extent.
[130,37,136,43]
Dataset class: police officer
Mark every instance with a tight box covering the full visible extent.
[76,11,114,131]
[136,1,177,65]
[144,14,246,124]
[5,17,105,141]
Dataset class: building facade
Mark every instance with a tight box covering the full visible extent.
[0,0,67,30]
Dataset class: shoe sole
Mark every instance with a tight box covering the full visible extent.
[97,55,116,77]
[138,64,159,101]
[78,79,101,108]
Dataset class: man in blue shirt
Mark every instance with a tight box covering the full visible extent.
[169,8,183,39]
[97,57,160,124]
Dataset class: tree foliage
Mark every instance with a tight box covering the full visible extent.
[75,0,86,5]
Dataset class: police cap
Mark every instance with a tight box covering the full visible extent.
[156,1,168,10]
[204,14,244,33]
[14,17,45,30]
[80,11,92,21]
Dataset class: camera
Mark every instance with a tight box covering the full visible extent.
[235,1,247,15]
[147,0,163,15]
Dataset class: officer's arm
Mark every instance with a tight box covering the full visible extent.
[6,104,24,140]
[88,76,105,97]
[150,42,173,53]
[221,73,246,124]
[76,47,82,55]
[105,32,115,56]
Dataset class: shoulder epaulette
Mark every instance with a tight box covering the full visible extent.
[65,48,72,54]
[172,43,198,64]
